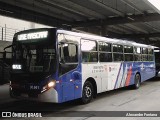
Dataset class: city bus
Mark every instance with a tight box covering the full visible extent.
[7,28,155,104]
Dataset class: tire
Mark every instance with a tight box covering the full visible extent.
[81,81,94,104]
[133,73,141,89]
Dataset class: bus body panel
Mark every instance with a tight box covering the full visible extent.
[82,62,155,93]
[56,64,82,103]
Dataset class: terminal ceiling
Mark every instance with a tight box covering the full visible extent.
[0,0,160,46]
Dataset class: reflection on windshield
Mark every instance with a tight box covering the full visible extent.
[13,43,56,73]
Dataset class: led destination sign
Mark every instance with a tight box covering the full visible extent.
[18,31,48,40]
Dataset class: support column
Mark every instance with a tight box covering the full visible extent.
[1,27,3,41]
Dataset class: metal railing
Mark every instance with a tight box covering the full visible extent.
[0,52,12,84]
[0,25,23,84]
[0,25,22,41]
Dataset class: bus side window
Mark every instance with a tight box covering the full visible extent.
[60,43,78,63]
[81,39,98,63]
[99,41,112,62]
[82,52,98,62]
[142,47,148,61]
[148,48,154,61]
[134,47,141,61]
[112,44,123,61]
[124,45,133,61]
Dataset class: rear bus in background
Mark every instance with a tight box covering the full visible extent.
[7,28,155,104]
[154,48,160,77]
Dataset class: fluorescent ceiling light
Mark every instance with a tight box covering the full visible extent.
[148,0,160,11]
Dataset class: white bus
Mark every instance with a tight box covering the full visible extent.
[8,28,155,103]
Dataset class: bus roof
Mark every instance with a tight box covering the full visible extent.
[57,29,154,49]
[14,28,154,49]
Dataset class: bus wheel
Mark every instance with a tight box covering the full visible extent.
[81,81,94,104]
[133,73,141,89]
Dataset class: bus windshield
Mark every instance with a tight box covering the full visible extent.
[12,42,56,74]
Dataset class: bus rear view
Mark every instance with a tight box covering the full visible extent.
[154,48,160,77]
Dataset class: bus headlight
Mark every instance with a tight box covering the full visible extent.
[41,81,56,93]
[12,64,22,70]
[48,81,56,88]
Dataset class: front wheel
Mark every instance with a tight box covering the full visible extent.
[133,73,141,89]
[81,81,94,104]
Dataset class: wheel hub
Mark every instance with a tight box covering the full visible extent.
[85,86,92,98]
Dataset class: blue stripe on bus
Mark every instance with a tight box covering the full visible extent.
[114,63,123,89]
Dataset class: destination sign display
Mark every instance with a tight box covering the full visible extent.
[17,31,48,40]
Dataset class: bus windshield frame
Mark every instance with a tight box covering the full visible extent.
[12,29,57,75]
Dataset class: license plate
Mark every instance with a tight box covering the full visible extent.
[29,85,40,90]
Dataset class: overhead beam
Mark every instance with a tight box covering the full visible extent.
[87,0,124,16]
[116,32,160,39]
[73,13,160,27]
[0,1,71,29]
[47,0,106,19]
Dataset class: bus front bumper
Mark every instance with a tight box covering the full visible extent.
[10,88,59,103]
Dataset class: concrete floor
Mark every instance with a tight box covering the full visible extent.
[0,78,160,119]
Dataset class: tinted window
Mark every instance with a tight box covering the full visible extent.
[148,55,154,61]
[113,53,123,61]
[82,52,98,62]
[148,49,153,54]
[60,43,78,63]
[113,44,123,53]
[124,54,133,61]
[142,55,148,61]
[142,48,148,54]
[99,53,112,62]
[134,47,141,54]
[124,46,133,53]
[134,54,141,61]
[81,40,97,51]
[99,42,111,52]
